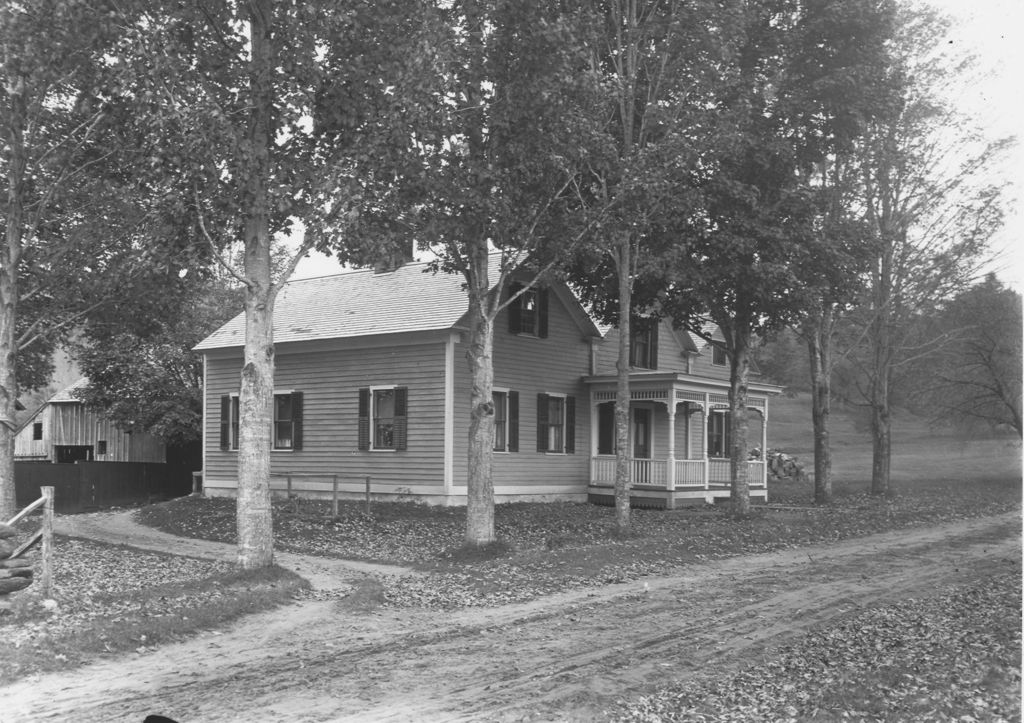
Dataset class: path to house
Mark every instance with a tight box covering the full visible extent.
[53,509,421,587]
[4,509,1020,722]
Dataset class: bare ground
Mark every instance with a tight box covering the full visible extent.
[3,510,1020,722]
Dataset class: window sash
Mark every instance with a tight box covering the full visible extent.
[546,396,564,452]
[493,391,508,451]
[373,388,396,449]
[708,411,731,458]
[274,394,294,450]
[519,289,538,335]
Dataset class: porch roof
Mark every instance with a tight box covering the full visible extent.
[582,371,783,397]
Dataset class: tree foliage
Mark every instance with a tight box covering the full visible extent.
[906,274,1022,437]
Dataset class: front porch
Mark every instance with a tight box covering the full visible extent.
[583,372,778,509]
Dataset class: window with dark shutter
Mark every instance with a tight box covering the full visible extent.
[291,392,303,450]
[219,395,231,450]
[508,283,524,334]
[565,396,575,453]
[537,288,549,338]
[493,391,508,451]
[363,386,408,450]
[358,388,370,450]
[537,393,569,453]
[273,392,303,450]
[508,391,519,452]
[536,393,549,452]
[394,386,408,451]
[509,283,547,337]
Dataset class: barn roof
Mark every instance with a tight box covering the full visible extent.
[48,377,90,403]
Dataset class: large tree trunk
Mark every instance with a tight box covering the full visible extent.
[727,330,751,517]
[236,0,276,569]
[0,71,27,521]
[805,306,834,504]
[464,244,496,546]
[613,237,632,533]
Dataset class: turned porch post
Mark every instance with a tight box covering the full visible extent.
[665,390,676,492]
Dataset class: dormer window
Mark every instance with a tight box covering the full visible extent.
[712,343,728,366]
[508,282,549,338]
[629,318,658,369]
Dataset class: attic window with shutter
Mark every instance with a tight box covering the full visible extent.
[508,282,549,338]
[358,386,408,451]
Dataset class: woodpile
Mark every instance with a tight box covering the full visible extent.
[767,450,808,483]
[0,523,34,595]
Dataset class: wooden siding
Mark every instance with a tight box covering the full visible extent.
[688,341,732,381]
[594,320,693,375]
[452,287,593,493]
[203,339,449,494]
[14,403,165,463]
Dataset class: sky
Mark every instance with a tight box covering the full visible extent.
[291,0,1023,289]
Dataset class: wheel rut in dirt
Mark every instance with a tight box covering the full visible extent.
[4,511,1019,722]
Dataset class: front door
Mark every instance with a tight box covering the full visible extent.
[633,408,651,483]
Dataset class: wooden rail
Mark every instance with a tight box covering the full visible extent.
[276,473,373,517]
[3,486,53,597]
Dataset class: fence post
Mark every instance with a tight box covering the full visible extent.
[332,474,339,518]
[40,486,53,598]
[365,475,371,516]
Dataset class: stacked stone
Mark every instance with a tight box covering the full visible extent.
[0,523,34,595]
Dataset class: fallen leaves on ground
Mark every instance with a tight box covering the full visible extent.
[612,569,1022,722]
[135,474,1020,610]
[1,538,233,649]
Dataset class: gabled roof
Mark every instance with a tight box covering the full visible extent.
[195,258,602,352]
[48,377,90,403]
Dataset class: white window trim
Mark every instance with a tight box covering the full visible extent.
[543,391,567,455]
[369,385,399,452]
[227,389,298,452]
[493,387,510,454]
[272,389,297,453]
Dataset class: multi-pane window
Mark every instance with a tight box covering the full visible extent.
[545,396,564,452]
[630,318,658,369]
[358,386,408,451]
[712,344,728,366]
[274,393,299,450]
[493,391,508,452]
[373,388,396,449]
[508,283,548,337]
[220,392,302,451]
[519,289,538,335]
[537,393,575,454]
[707,411,731,458]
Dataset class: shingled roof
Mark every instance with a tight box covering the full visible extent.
[195,261,473,351]
[195,259,602,352]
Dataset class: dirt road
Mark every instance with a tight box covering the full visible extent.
[4,511,1020,722]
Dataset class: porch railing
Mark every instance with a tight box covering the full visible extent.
[592,457,766,489]
[591,457,667,486]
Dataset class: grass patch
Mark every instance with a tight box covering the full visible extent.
[0,538,307,684]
